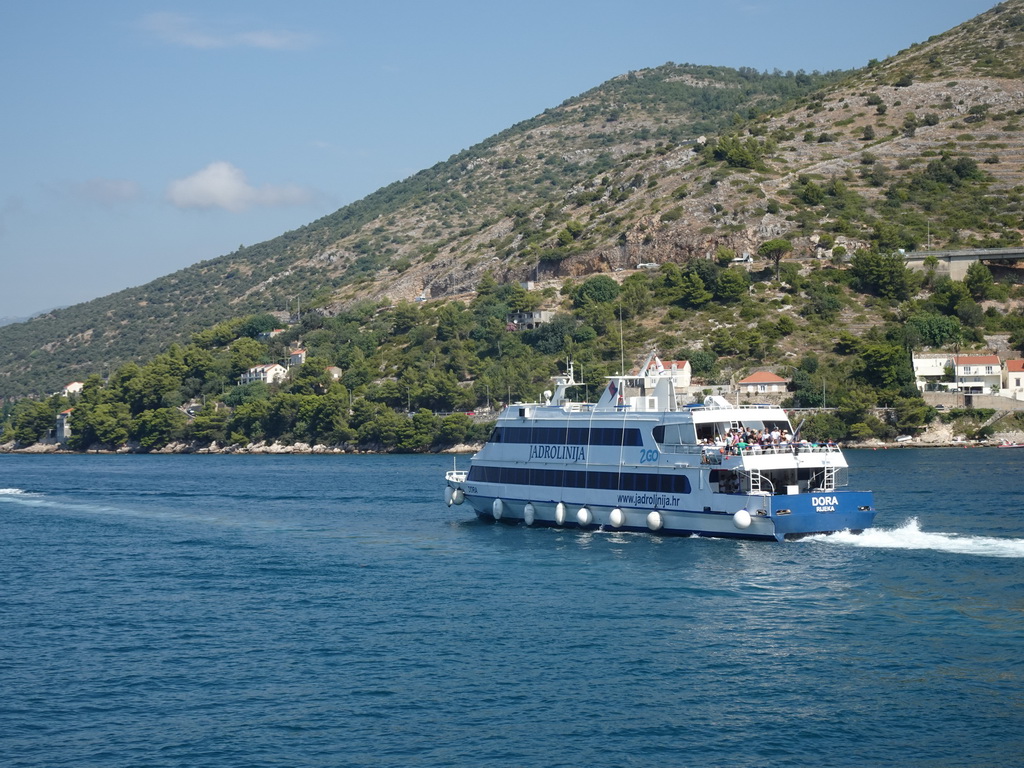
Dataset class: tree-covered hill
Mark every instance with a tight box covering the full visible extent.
[5,251,1024,452]
[3,0,1024,399]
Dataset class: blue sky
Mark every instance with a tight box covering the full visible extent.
[0,1,997,319]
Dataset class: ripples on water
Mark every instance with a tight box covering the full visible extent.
[1,451,1022,768]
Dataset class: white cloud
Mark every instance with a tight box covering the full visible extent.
[166,161,312,212]
[140,12,314,50]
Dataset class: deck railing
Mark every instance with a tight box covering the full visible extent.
[659,442,842,458]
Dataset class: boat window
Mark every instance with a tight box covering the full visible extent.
[492,426,643,446]
[696,423,729,442]
[467,465,691,495]
[653,423,695,445]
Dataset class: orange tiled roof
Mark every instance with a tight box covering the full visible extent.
[955,354,1000,365]
[738,371,788,384]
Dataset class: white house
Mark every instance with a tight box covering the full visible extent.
[1004,360,1024,400]
[737,371,789,395]
[911,353,952,392]
[289,348,307,367]
[238,363,288,386]
[661,359,692,388]
[954,354,1001,394]
[61,381,85,396]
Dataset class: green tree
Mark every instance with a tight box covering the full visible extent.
[963,261,994,301]
[307,390,355,445]
[677,272,713,307]
[572,275,620,307]
[524,313,578,355]
[904,313,963,348]
[955,298,985,328]
[69,402,131,449]
[189,405,230,444]
[801,281,843,321]
[288,358,334,395]
[859,342,913,395]
[892,396,930,434]
[801,412,847,442]
[132,408,188,450]
[711,134,774,170]
[227,399,272,442]
[436,413,473,445]
[929,276,972,315]
[10,399,59,445]
[237,313,280,339]
[618,273,652,318]
[714,268,749,303]
[758,238,792,279]
[435,303,474,342]
[229,337,269,378]
[849,250,919,300]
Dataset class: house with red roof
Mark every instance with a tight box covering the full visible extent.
[953,354,1001,394]
[1004,360,1024,400]
[238,363,288,386]
[737,371,790,396]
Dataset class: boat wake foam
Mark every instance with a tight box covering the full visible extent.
[809,517,1024,558]
[0,488,32,495]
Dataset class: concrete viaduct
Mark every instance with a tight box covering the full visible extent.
[902,247,1024,280]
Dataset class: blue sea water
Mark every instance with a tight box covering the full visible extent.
[0,449,1022,768]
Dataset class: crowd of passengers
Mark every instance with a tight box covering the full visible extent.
[702,426,811,454]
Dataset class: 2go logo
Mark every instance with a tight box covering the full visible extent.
[638,449,660,464]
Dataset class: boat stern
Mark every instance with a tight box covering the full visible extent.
[444,469,468,507]
[768,490,876,539]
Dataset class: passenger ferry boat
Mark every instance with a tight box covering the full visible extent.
[444,354,876,541]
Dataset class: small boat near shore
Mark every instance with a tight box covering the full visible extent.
[444,354,876,542]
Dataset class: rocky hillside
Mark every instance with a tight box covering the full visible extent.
[3,1,1024,398]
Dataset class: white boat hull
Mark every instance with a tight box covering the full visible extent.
[443,356,876,542]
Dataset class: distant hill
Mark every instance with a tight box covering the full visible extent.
[3,0,1024,398]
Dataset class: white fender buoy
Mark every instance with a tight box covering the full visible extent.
[647,511,664,531]
[576,507,592,526]
[523,503,536,526]
[492,498,504,520]
[555,502,566,526]
[445,486,454,507]
[452,488,464,505]
[610,508,625,528]
[733,509,752,530]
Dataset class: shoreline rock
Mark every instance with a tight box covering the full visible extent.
[0,440,485,455]
[4,427,1022,456]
